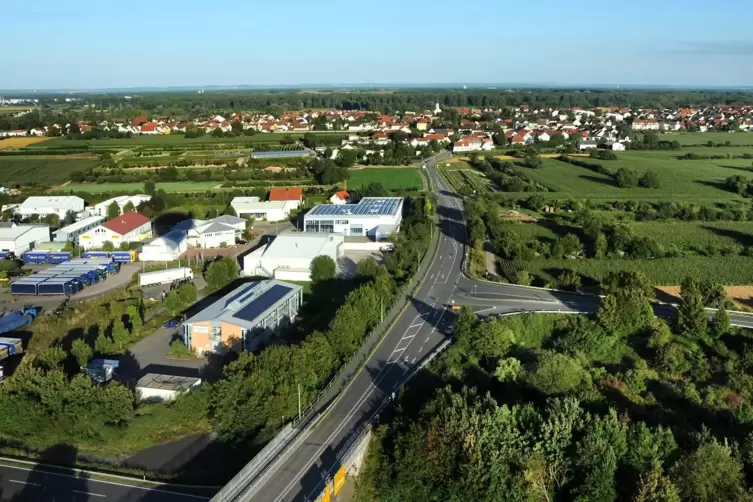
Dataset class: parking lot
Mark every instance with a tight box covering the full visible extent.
[338,249,384,277]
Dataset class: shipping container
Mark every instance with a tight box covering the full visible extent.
[82,252,109,259]
[46,252,72,264]
[0,337,23,360]
[110,251,135,263]
[21,251,49,264]
[37,279,76,296]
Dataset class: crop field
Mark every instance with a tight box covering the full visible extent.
[504,220,753,251]
[0,158,99,185]
[518,255,753,286]
[348,168,422,190]
[442,169,495,193]
[667,131,753,146]
[0,137,51,149]
[55,181,219,193]
[510,152,749,202]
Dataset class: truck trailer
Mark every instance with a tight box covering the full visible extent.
[21,251,49,264]
[139,267,194,287]
[0,337,23,361]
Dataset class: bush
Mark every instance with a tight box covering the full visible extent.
[525,350,587,395]
[167,339,195,359]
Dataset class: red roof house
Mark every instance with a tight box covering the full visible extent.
[102,212,152,236]
[269,187,303,202]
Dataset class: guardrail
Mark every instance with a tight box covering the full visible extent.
[211,154,448,502]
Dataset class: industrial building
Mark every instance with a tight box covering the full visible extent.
[79,212,152,250]
[230,197,294,222]
[243,232,344,281]
[138,229,188,262]
[268,187,303,210]
[17,196,85,220]
[52,215,105,243]
[90,194,152,217]
[173,214,246,248]
[0,225,50,254]
[182,280,303,354]
[303,197,403,239]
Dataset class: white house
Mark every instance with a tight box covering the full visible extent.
[172,215,246,249]
[138,229,188,262]
[90,194,152,217]
[230,197,294,222]
[606,142,626,151]
[304,197,403,239]
[17,196,85,220]
[243,232,345,281]
[79,212,152,250]
[577,139,599,150]
[0,225,50,254]
[330,190,350,205]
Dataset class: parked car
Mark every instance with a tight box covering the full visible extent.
[163,317,181,328]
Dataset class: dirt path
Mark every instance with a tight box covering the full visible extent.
[656,285,753,310]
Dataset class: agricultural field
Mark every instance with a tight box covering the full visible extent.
[514,255,753,286]
[0,157,99,185]
[503,220,753,252]
[0,137,51,149]
[510,152,750,202]
[442,169,495,194]
[55,181,219,193]
[348,168,422,190]
[667,131,753,146]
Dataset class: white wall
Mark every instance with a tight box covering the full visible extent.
[274,269,311,281]
[0,226,51,254]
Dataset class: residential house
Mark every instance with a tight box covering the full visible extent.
[330,190,350,205]
[268,187,303,211]
[577,139,599,150]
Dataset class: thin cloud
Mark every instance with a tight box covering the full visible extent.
[676,41,753,55]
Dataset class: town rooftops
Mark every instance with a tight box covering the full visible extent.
[269,187,303,202]
[183,280,302,331]
[102,212,151,235]
[306,197,403,218]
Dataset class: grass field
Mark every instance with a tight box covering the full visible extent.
[505,220,753,251]
[518,255,753,286]
[667,131,753,146]
[0,158,100,185]
[348,168,422,190]
[510,152,748,202]
[442,169,495,193]
[0,137,51,149]
[56,181,219,193]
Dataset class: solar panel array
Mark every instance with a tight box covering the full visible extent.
[223,282,260,308]
[307,197,402,218]
[232,284,292,322]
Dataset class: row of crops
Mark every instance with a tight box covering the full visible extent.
[442,169,496,194]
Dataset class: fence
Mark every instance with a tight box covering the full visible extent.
[211,154,448,501]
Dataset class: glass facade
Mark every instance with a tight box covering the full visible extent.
[305,221,319,232]
[319,220,334,233]
[350,225,363,235]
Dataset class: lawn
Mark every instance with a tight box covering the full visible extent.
[56,181,219,193]
[348,168,423,190]
[510,152,748,202]
[0,157,100,185]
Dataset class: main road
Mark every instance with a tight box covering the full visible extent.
[239,154,601,502]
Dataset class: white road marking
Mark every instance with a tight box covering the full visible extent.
[0,464,209,499]
[419,345,424,352]
[73,490,106,498]
[10,479,40,486]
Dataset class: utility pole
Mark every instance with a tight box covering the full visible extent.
[297,383,302,420]
[381,296,384,323]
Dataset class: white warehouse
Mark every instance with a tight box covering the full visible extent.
[139,229,188,262]
[230,197,294,222]
[17,196,85,220]
[0,225,50,254]
[243,232,344,281]
[303,197,403,239]
[90,194,152,217]
[53,215,105,244]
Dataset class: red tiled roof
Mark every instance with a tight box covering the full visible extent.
[102,212,151,236]
[269,187,303,202]
[333,190,349,200]
[140,123,157,132]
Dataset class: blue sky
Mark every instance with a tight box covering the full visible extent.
[3,0,753,89]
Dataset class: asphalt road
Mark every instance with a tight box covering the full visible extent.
[0,463,209,502]
[221,152,753,501]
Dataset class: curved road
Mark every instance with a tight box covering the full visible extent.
[234,153,753,502]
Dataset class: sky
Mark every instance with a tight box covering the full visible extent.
[3,0,753,90]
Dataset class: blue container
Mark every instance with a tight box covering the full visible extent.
[22,251,49,264]
[110,251,132,263]
[47,252,72,264]
[37,279,76,296]
[10,282,40,295]
[83,252,109,259]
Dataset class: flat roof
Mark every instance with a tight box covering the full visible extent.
[306,197,402,218]
[263,232,343,261]
[184,279,301,331]
[0,225,49,241]
[54,215,105,235]
[232,201,290,211]
[19,196,83,209]
[136,373,201,392]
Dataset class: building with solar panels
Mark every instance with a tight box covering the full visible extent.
[181,279,303,354]
[303,197,403,240]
